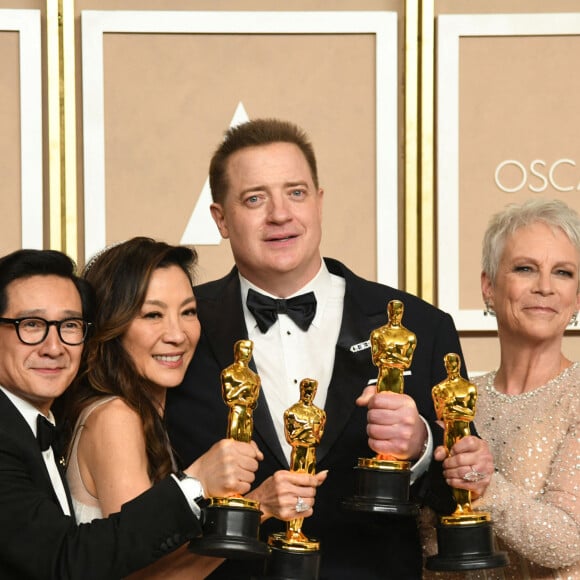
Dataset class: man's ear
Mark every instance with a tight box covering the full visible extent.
[317,188,324,219]
[210,203,229,239]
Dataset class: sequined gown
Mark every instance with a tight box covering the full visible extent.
[422,363,580,579]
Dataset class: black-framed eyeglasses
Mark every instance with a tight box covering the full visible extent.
[0,317,92,346]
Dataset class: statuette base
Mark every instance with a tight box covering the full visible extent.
[188,503,269,559]
[262,543,321,580]
[426,520,509,571]
[340,464,418,516]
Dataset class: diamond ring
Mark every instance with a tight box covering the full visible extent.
[463,466,486,482]
[295,496,309,513]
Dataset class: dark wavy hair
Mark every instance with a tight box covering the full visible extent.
[65,237,197,482]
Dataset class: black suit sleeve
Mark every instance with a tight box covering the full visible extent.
[0,431,202,580]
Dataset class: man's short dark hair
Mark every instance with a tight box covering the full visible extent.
[0,249,95,320]
[209,118,319,205]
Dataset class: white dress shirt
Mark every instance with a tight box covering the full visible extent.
[239,261,432,479]
[241,262,344,463]
[0,386,71,515]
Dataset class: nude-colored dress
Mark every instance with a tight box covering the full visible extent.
[422,363,579,579]
[66,396,117,523]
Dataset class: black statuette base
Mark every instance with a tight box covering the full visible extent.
[261,546,320,580]
[189,505,269,560]
[340,466,418,516]
[426,521,509,571]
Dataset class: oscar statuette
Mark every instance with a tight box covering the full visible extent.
[189,339,269,559]
[342,300,418,515]
[262,378,326,580]
[426,353,508,571]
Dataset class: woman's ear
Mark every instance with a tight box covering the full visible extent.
[481,271,494,309]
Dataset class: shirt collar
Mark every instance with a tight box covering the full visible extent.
[0,385,55,437]
[239,262,333,330]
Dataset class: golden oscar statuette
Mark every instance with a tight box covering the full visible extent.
[263,378,326,580]
[189,339,269,559]
[426,353,508,571]
[342,300,419,515]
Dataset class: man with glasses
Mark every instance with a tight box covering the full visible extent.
[0,249,260,579]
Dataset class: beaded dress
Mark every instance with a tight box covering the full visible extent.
[423,363,579,579]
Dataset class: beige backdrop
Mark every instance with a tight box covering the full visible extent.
[101,32,378,285]
[0,31,22,256]
[459,35,580,311]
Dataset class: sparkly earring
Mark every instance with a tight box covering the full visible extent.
[570,311,578,327]
[483,302,496,317]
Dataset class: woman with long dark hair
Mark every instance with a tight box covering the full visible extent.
[65,237,261,578]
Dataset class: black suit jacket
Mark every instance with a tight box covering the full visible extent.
[166,258,465,579]
[0,389,202,580]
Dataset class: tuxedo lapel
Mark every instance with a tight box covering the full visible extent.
[199,269,288,468]
[317,260,389,464]
[317,296,375,463]
[0,391,70,514]
[57,455,76,519]
[0,391,46,470]
[199,270,248,371]
[252,390,288,469]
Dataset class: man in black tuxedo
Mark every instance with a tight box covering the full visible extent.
[0,248,261,580]
[166,119,464,578]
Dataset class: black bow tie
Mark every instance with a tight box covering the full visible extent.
[246,288,317,333]
[37,414,56,452]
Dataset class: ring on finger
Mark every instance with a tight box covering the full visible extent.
[463,466,486,482]
[295,496,309,513]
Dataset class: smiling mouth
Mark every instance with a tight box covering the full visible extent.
[267,234,297,242]
[525,307,556,315]
[153,355,183,363]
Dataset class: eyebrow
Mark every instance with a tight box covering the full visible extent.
[15,308,83,318]
[143,296,197,308]
[240,180,310,195]
[285,180,309,188]
[554,262,579,271]
[511,256,577,267]
[240,184,267,194]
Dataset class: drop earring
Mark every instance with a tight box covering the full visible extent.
[483,302,496,317]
